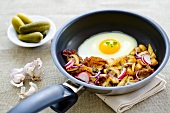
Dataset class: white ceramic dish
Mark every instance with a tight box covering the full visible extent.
[7,15,56,47]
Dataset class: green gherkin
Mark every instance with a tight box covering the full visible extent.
[19,21,50,34]
[41,30,47,38]
[12,16,25,33]
[17,13,33,24]
[18,32,43,43]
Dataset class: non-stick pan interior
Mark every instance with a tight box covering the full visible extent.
[55,11,167,67]
[52,10,169,93]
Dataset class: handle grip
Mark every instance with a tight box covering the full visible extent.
[8,84,78,113]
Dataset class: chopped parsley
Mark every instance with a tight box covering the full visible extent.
[105,41,110,45]
[113,41,117,45]
[105,41,117,47]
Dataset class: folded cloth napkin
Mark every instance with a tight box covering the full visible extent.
[96,73,167,113]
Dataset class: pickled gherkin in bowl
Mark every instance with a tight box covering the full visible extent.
[7,14,56,47]
[11,13,50,43]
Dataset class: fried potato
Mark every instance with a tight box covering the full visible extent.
[148,44,156,58]
[118,75,128,86]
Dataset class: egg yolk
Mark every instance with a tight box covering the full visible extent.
[99,39,121,54]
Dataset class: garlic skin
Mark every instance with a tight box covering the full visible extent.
[10,68,25,87]
[23,58,43,81]
[18,82,38,99]
[10,58,42,98]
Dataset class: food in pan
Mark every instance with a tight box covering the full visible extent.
[62,35,158,87]
[11,13,50,43]
[78,32,137,59]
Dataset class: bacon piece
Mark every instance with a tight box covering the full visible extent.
[83,56,107,70]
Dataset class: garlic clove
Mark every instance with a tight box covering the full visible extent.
[10,80,24,87]
[23,62,34,77]
[10,68,24,78]
[10,68,26,87]
[18,82,38,99]
[23,58,43,81]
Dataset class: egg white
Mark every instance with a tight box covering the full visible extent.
[78,32,137,59]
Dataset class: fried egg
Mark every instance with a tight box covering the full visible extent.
[78,32,137,59]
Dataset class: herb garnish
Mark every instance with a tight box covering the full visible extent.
[105,41,117,47]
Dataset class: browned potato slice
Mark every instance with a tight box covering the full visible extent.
[148,44,156,58]
[135,63,143,71]
[129,49,136,55]
[151,58,158,66]
[101,76,119,87]
[139,44,147,51]
[118,75,128,86]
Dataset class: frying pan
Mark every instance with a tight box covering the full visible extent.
[8,10,170,113]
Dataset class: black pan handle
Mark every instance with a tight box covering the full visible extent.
[8,84,78,113]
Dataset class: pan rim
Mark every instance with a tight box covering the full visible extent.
[51,9,170,91]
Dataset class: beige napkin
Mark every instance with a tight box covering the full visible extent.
[96,73,167,113]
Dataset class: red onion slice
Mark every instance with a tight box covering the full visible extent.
[94,75,100,84]
[76,72,90,83]
[143,54,151,65]
[135,48,142,59]
[90,71,101,78]
[135,70,141,81]
[91,71,101,84]
[118,68,126,80]
[65,60,74,70]
[135,48,151,65]
[72,64,83,68]
[141,54,151,65]
[65,59,74,67]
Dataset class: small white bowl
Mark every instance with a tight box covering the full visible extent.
[7,15,56,47]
